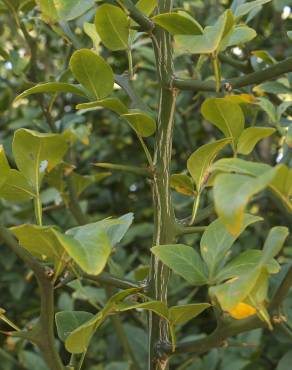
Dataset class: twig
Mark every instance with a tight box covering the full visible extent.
[173,57,292,92]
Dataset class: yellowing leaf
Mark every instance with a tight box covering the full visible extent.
[213,168,277,236]
[170,174,195,196]
[228,302,256,319]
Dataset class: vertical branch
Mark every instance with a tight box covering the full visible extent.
[0,227,64,370]
[149,1,177,368]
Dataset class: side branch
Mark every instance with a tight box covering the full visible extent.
[161,265,292,356]
[117,0,154,32]
[173,57,292,92]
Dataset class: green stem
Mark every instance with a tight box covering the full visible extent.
[173,56,292,92]
[190,193,201,225]
[127,48,134,79]
[211,54,221,93]
[95,162,150,177]
[148,1,177,369]
[34,194,43,226]
[137,134,154,168]
[105,286,141,370]
[76,352,86,370]
[0,227,64,370]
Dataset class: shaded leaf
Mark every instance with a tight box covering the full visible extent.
[55,311,94,341]
[269,165,292,212]
[170,174,195,196]
[260,226,289,265]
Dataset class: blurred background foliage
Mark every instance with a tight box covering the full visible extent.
[0,0,291,369]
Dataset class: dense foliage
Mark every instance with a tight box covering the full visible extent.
[0,1,291,370]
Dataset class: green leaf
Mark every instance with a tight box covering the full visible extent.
[54,0,95,21]
[256,97,277,123]
[12,129,68,191]
[117,300,169,320]
[187,138,231,192]
[200,214,262,279]
[237,127,276,155]
[201,98,245,150]
[10,225,67,273]
[217,250,280,282]
[65,312,102,353]
[84,22,101,50]
[121,111,156,137]
[210,267,261,311]
[288,31,292,41]
[100,213,134,246]
[76,98,128,115]
[277,350,292,370]
[234,0,271,19]
[211,157,271,177]
[65,288,140,353]
[251,50,276,64]
[151,244,207,286]
[269,165,292,212]
[225,25,257,48]
[211,160,292,212]
[55,214,133,275]
[55,226,112,276]
[152,11,203,35]
[213,168,277,236]
[169,303,210,325]
[0,170,35,202]
[35,0,59,23]
[135,0,157,16]
[0,145,10,188]
[69,49,114,100]
[14,82,88,103]
[55,311,94,342]
[260,226,289,265]
[174,10,230,54]
[95,4,129,51]
[170,174,195,196]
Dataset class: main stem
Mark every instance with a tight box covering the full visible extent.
[148,1,177,369]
